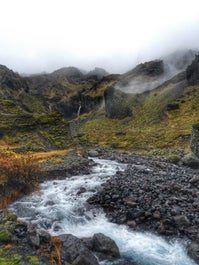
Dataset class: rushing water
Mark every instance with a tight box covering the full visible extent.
[9,158,197,265]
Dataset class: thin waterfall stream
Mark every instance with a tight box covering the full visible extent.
[8,158,197,265]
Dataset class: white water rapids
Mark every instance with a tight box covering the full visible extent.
[9,158,197,265]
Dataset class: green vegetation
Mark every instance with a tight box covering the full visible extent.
[0,254,21,265]
[0,60,198,158]
[0,60,199,264]
[193,123,199,129]
[0,214,42,265]
[0,110,72,151]
[26,256,40,264]
[79,84,199,156]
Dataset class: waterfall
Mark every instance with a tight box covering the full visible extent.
[77,105,81,116]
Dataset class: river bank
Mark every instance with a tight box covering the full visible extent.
[88,150,199,263]
[1,149,199,264]
[0,150,94,264]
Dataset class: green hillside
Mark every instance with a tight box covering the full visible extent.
[0,51,199,159]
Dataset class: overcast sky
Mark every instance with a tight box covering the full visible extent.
[0,0,199,74]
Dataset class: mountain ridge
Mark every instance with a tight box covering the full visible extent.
[0,49,199,159]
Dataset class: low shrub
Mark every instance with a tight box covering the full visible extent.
[0,151,41,187]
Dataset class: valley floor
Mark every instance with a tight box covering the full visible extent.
[0,148,199,264]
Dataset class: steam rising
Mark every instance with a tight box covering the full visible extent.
[117,50,197,94]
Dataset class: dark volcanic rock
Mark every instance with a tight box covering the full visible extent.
[104,86,132,119]
[51,67,84,83]
[59,234,99,265]
[58,233,121,265]
[86,67,109,81]
[92,233,120,260]
[0,64,28,90]
[190,124,199,158]
[186,55,199,85]
[88,152,199,241]
[188,242,199,264]
[0,214,50,264]
[124,60,164,77]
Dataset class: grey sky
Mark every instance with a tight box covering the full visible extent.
[0,0,199,74]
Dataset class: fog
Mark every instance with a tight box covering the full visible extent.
[0,0,199,74]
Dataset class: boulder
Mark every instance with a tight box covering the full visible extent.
[173,215,190,228]
[73,252,99,265]
[182,152,199,168]
[92,233,120,261]
[88,149,100,157]
[188,242,199,264]
[190,124,199,158]
[58,234,99,265]
[28,231,40,248]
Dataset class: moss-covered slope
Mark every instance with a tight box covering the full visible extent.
[0,65,115,151]
[0,52,199,156]
[79,70,199,156]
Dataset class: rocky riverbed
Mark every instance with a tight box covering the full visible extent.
[0,212,123,265]
[0,151,96,265]
[88,151,199,263]
[1,149,199,264]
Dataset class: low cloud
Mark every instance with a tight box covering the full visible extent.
[0,1,199,74]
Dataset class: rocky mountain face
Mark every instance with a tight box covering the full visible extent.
[0,49,199,157]
[0,64,113,151]
[186,54,199,85]
[25,66,110,119]
[104,86,133,119]
[0,65,28,92]
[116,49,196,94]
[163,49,196,73]
[116,60,165,94]
[85,67,109,81]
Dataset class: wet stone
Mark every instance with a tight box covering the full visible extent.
[88,151,199,242]
[173,215,190,228]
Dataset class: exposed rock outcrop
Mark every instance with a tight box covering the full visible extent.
[86,67,109,81]
[117,60,166,94]
[0,213,121,265]
[104,86,132,119]
[51,66,84,83]
[59,234,99,265]
[123,60,164,79]
[0,64,28,91]
[190,124,199,158]
[186,55,199,85]
[58,233,120,265]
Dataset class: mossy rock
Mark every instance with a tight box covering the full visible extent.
[0,214,23,243]
[88,149,100,157]
[26,256,40,264]
[192,123,199,130]
[181,152,199,168]
[0,228,10,243]
[0,255,21,265]
[3,214,17,222]
[167,154,181,164]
